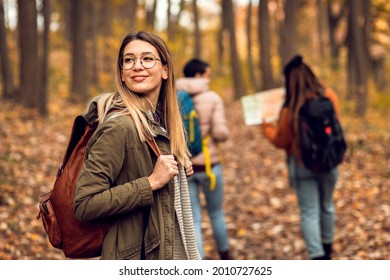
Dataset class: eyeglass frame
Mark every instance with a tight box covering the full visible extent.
[119,52,164,70]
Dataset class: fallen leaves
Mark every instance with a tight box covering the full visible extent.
[0,98,389,260]
[201,101,390,260]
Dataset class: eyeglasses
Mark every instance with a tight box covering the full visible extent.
[120,53,162,70]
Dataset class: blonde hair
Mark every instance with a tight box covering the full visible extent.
[94,31,189,165]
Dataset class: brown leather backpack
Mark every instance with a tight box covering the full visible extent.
[37,114,160,259]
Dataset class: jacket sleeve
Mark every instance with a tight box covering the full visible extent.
[73,118,153,222]
[325,88,340,118]
[262,107,293,151]
[210,94,229,142]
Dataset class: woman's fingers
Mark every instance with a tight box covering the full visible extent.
[160,155,178,172]
[149,155,178,190]
[184,159,194,177]
[185,167,194,177]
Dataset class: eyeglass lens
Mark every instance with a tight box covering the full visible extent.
[122,54,158,70]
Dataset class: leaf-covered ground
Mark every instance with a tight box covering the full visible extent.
[0,98,389,260]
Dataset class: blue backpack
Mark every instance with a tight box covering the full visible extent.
[177,90,202,157]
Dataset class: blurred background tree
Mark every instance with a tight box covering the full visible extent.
[0,0,389,117]
[0,0,389,261]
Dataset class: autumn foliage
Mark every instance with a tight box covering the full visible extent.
[0,96,389,260]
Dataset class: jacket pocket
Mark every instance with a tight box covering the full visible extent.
[145,234,160,254]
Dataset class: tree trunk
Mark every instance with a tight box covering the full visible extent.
[60,1,71,42]
[258,0,274,90]
[245,0,259,92]
[129,0,138,33]
[0,0,16,100]
[216,28,224,76]
[70,0,88,102]
[175,0,185,27]
[100,0,113,74]
[316,0,325,58]
[38,0,50,117]
[222,0,245,99]
[145,0,157,31]
[192,0,201,58]
[327,0,346,70]
[279,0,298,67]
[167,0,174,40]
[86,0,99,89]
[370,45,386,91]
[347,0,369,116]
[17,0,39,108]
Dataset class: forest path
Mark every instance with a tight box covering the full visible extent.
[0,99,389,260]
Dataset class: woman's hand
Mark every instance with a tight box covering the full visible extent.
[148,155,178,191]
[261,118,272,136]
[184,159,194,177]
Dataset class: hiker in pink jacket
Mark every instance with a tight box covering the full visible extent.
[176,58,231,259]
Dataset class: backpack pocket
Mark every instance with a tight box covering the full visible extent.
[37,192,62,249]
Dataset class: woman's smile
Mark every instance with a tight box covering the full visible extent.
[131,74,149,82]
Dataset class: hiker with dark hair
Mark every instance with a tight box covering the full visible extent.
[261,55,342,260]
[73,31,200,260]
[176,58,231,260]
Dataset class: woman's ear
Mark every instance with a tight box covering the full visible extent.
[162,66,168,80]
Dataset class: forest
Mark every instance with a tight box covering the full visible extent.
[0,0,389,260]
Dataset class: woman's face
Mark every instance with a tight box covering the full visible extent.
[121,40,168,104]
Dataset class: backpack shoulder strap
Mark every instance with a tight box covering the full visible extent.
[59,115,96,177]
[145,137,161,157]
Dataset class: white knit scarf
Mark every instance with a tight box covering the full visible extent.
[173,166,201,260]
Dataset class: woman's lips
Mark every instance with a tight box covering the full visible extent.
[131,75,148,82]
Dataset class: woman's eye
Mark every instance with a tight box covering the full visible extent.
[143,56,154,61]
[124,57,134,63]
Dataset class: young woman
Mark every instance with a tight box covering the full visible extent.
[73,31,200,260]
[262,55,341,260]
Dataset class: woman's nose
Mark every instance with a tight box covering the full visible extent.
[133,58,143,69]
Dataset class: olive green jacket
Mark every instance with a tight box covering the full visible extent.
[73,98,177,260]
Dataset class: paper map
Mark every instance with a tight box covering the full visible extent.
[241,87,285,125]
